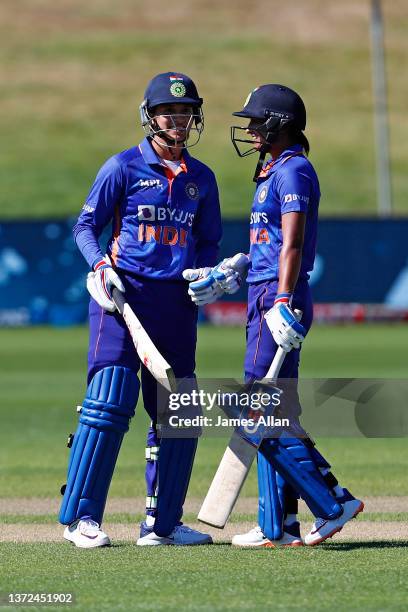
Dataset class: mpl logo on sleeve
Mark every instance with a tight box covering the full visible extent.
[137,205,155,221]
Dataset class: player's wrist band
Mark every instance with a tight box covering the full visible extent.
[93,259,109,272]
[274,292,293,305]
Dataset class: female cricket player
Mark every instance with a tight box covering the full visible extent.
[186,84,363,547]
[59,72,238,547]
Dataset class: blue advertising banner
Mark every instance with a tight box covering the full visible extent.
[0,220,89,325]
[0,218,407,325]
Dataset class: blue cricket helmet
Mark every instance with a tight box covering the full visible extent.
[233,84,306,131]
[139,72,204,149]
[142,72,203,110]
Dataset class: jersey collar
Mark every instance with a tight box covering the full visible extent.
[139,137,190,174]
[258,144,304,179]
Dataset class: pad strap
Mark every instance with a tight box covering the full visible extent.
[259,435,343,520]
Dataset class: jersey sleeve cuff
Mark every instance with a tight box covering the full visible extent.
[274,292,293,305]
[93,258,108,271]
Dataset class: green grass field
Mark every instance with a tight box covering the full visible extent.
[2,1,408,608]
[1,0,408,218]
[1,324,407,610]
[1,324,408,499]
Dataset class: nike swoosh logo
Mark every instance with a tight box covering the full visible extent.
[311,521,327,534]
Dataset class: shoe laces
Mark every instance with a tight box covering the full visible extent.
[79,518,100,535]
[173,524,194,534]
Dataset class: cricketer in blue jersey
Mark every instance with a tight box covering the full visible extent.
[59,72,235,548]
[187,84,363,547]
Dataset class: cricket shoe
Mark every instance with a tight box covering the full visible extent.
[232,523,303,548]
[304,489,364,546]
[63,517,111,548]
[137,522,213,546]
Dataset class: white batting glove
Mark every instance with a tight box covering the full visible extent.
[264,294,306,351]
[182,267,223,306]
[213,253,250,294]
[86,257,125,312]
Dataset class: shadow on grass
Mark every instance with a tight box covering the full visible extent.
[104,541,408,550]
[322,540,408,551]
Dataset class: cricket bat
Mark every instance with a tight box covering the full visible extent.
[112,288,177,393]
[197,346,286,528]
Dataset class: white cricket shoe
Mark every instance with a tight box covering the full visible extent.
[137,522,213,546]
[232,524,303,548]
[63,518,111,548]
[304,491,364,546]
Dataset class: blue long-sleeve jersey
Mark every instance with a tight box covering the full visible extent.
[247,144,320,283]
[74,138,222,279]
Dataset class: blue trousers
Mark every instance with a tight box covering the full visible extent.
[87,272,198,523]
[245,277,313,535]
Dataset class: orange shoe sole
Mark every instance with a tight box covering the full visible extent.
[307,501,365,546]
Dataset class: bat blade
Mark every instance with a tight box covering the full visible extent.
[198,346,288,528]
[112,289,177,392]
[198,432,257,528]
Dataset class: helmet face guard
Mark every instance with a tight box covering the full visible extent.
[140,72,204,149]
[231,84,306,158]
[140,102,204,149]
[230,115,288,158]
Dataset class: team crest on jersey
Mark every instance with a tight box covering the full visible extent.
[185,182,199,200]
[137,205,155,221]
[258,185,268,204]
[170,82,186,97]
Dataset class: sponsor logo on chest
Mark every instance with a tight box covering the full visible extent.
[250,211,269,224]
[137,205,195,226]
[136,179,164,189]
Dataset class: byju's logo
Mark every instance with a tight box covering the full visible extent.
[283,193,309,204]
[137,205,155,221]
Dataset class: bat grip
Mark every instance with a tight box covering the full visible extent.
[263,346,287,382]
[262,309,303,382]
[111,287,126,315]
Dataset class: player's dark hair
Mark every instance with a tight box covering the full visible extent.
[287,124,310,155]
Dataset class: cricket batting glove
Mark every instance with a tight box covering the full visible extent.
[265,293,306,351]
[213,253,250,294]
[86,257,125,312]
[182,267,223,306]
[183,254,250,306]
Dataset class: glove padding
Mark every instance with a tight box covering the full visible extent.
[265,303,306,351]
[212,253,250,295]
[86,258,125,312]
[183,253,250,307]
[182,267,223,306]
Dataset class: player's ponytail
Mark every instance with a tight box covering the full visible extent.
[287,124,310,156]
[298,131,310,156]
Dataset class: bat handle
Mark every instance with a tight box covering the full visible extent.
[261,309,303,382]
[112,287,126,315]
[262,346,287,382]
